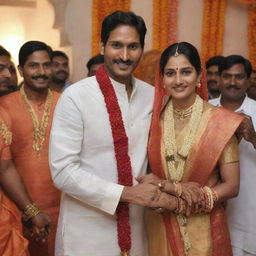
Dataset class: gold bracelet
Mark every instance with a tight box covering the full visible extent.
[211,189,218,205]
[173,182,182,197]
[22,203,40,222]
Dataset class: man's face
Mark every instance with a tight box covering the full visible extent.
[88,63,103,77]
[0,55,12,94]
[10,61,18,86]
[247,70,256,100]
[101,25,143,84]
[219,63,249,102]
[206,65,220,92]
[18,50,52,92]
[52,56,69,83]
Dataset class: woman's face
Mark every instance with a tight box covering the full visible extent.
[163,54,200,104]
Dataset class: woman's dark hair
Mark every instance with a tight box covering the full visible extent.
[101,11,147,48]
[19,41,52,67]
[160,42,201,75]
[219,55,252,78]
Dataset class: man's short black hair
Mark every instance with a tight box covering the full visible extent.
[206,56,224,70]
[52,50,69,61]
[86,54,104,71]
[219,55,252,78]
[101,11,147,48]
[0,45,11,58]
[19,41,52,67]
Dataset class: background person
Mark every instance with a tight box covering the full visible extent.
[210,55,256,256]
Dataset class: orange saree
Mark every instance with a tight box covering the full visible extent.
[0,116,29,256]
[147,77,244,255]
[0,91,60,256]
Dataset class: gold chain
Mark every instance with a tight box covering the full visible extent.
[20,85,53,155]
[164,95,203,182]
[173,105,193,120]
[0,120,12,145]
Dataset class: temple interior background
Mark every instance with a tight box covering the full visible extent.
[0,0,251,83]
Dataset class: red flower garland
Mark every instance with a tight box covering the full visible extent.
[96,65,133,255]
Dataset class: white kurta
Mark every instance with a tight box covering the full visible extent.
[210,95,256,254]
[49,76,154,256]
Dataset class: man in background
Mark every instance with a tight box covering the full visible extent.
[206,55,224,99]
[247,69,256,100]
[0,46,18,96]
[0,41,61,256]
[210,55,256,256]
[49,50,70,92]
[86,53,104,76]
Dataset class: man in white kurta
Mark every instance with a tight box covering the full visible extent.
[49,11,161,256]
[210,55,256,256]
[50,75,154,256]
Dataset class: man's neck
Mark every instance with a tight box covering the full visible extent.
[23,84,48,103]
[209,90,221,99]
[49,81,65,93]
[220,95,245,111]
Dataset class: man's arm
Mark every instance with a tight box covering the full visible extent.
[0,159,51,241]
[237,114,256,148]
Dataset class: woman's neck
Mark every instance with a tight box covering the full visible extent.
[172,94,197,110]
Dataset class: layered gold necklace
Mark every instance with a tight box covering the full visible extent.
[164,95,203,182]
[20,85,53,155]
[173,105,193,120]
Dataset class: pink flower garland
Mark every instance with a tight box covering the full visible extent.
[96,65,133,255]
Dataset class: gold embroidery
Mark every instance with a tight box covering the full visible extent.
[0,120,12,145]
[20,85,53,155]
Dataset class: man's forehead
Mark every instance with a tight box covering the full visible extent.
[207,65,218,71]
[222,64,246,74]
[26,50,51,62]
[53,56,68,63]
[0,55,11,65]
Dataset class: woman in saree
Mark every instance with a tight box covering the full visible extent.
[142,42,244,256]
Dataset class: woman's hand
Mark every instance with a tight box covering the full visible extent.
[180,182,203,210]
[136,173,161,186]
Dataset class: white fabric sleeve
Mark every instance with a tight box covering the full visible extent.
[49,91,124,215]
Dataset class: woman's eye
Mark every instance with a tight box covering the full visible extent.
[165,71,175,77]
[182,70,192,75]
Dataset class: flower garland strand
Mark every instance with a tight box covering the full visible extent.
[92,0,131,56]
[153,0,178,51]
[201,0,227,65]
[95,65,133,255]
[248,4,256,69]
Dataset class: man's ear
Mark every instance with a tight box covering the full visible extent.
[100,42,104,55]
[17,65,24,78]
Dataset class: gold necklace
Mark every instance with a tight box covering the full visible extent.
[20,85,53,155]
[164,95,203,182]
[173,105,193,120]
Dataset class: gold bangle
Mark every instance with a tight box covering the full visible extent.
[173,182,182,197]
[22,203,40,222]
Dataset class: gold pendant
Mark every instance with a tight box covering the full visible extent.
[120,251,129,256]
[166,154,175,161]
